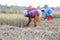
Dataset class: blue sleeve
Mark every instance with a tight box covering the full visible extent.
[48,8,53,16]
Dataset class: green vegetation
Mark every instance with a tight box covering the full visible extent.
[53,14,60,18]
[0,10,60,27]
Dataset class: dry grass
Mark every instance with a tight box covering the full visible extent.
[54,10,60,14]
[0,25,59,40]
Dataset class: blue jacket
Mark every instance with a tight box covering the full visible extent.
[44,8,53,16]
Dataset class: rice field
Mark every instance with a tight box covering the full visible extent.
[0,10,60,27]
[0,13,26,27]
[0,10,60,40]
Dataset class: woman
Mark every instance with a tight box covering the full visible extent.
[24,7,40,27]
[43,5,53,20]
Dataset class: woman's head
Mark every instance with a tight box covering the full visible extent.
[44,4,48,8]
